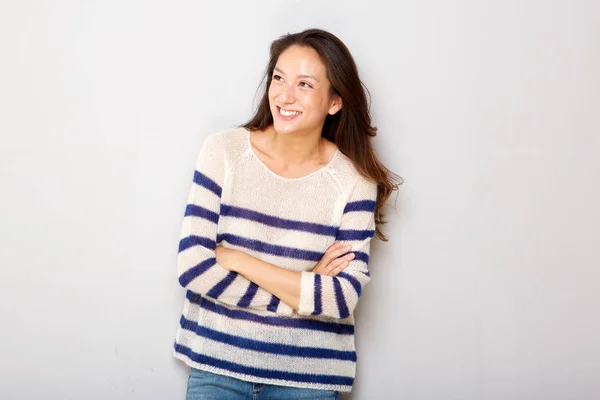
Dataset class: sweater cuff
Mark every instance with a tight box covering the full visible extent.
[276,300,294,317]
[298,271,317,315]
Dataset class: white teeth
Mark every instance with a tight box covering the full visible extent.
[280,108,300,117]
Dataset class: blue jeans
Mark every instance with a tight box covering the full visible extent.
[186,367,340,399]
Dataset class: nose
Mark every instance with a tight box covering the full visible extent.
[279,82,297,104]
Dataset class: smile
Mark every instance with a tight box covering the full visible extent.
[276,106,302,119]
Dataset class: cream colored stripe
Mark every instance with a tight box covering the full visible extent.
[220,215,332,251]
[189,183,220,206]
[176,327,355,377]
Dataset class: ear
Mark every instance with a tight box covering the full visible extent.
[328,95,343,115]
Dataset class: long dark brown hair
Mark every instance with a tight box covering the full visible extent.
[242,28,403,241]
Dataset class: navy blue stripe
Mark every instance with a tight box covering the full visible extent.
[174,343,354,386]
[184,204,220,223]
[220,204,337,237]
[333,277,350,319]
[336,250,369,265]
[343,200,376,213]
[179,237,366,271]
[213,233,369,264]
[237,282,259,307]
[217,233,323,261]
[337,272,362,297]
[179,258,216,287]
[335,253,370,276]
[178,235,216,252]
[179,317,356,361]
[266,295,280,312]
[193,170,222,197]
[186,291,354,335]
[311,274,322,316]
[181,231,369,263]
[206,271,238,299]
[337,229,375,241]
[353,251,369,264]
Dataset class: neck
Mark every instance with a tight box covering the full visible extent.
[265,125,325,165]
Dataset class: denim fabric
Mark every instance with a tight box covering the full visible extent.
[186,367,340,400]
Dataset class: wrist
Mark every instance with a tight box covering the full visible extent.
[216,246,240,272]
[229,250,247,274]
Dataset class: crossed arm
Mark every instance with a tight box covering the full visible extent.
[214,241,355,313]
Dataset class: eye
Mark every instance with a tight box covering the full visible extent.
[272,74,283,81]
[300,81,313,88]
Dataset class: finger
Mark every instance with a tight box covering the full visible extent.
[315,243,353,274]
[318,245,348,271]
[327,241,344,250]
[312,261,324,273]
[323,241,342,253]
[324,242,346,256]
[329,250,355,269]
[325,252,355,275]
[322,257,349,276]
[329,263,349,276]
[326,244,353,260]
[318,257,340,275]
[327,261,349,276]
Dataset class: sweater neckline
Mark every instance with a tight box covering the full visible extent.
[243,127,340,182]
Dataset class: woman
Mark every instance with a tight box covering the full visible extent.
[174,28,402,399]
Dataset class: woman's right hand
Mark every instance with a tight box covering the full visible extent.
[312,242,356,276]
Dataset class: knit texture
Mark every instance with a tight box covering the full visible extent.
[173,127,377,392]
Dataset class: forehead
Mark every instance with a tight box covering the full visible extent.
[275,45,327,79]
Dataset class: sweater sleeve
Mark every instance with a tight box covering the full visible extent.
[177,133,294,316]
[297,177,377,319]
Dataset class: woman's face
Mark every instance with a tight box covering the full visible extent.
[268,45,342,136]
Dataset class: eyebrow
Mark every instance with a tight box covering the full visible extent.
[274,67,319,82]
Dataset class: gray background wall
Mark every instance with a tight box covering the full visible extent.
[1,1,599,399]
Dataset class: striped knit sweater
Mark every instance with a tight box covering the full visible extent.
[173,126,378,392]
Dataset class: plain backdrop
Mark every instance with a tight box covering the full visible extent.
[1,1,599,399]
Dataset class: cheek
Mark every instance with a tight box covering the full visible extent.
[306,95,329,113]
[268,83,281,98]
[306,90,328,106]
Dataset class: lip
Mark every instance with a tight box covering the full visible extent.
[275,106,302,121]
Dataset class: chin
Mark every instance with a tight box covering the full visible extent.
[273,120,298,134]
[272,124,295,135]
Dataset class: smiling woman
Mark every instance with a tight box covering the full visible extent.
[173,28,403,399]
[249,44,344,179]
